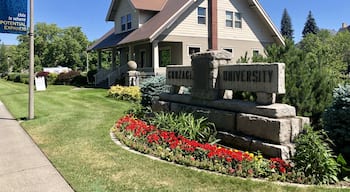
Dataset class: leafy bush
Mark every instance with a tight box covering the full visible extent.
[87,69,97,84]
[124,103,153,121]
[140,75,170,106]
[324,84,350,161]
[55,71,81,85]
[6,73,29,84]
[150,112,217,144]
[293,125,340,184]
[108,85,141,102]
[47,73,58,85]
[36,71,50,77]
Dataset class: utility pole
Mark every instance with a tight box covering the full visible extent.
[28,0,35,120]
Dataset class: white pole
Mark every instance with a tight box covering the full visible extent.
[28,0,34,120]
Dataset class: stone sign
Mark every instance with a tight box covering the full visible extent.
[158,50,309,160]
[219,63,285,94]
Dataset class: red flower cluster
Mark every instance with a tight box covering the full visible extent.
[115,115,156,137]
[115,115,254,164]
[270,157,291,174]
[115,116,292,175]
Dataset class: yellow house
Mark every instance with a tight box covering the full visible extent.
[88,0,284,87]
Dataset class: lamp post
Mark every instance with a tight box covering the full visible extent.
[28,0,35,120]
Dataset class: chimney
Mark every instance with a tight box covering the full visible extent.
[208,0,218,50]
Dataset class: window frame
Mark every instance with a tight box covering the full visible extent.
[225,11,233,28]
[235,12,242,28]
[197,7,206,24]
[188,46,201,56]
[127,14,132,30]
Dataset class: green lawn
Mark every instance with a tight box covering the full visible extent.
[0,79,346,192]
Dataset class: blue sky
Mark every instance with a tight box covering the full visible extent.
[0,0,349,45]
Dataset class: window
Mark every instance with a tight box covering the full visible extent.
[159,48,171,67]
[121,16,126,31]
[121,14,132,31]
[253,50,259,57]
[127,14,132,30]
[197,7,206,24]
[226,11,233,27]
[189,47,200,55]
[235,12,242,28]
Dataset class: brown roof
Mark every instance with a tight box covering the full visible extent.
[130,0,167,11]
[118,0,193,45]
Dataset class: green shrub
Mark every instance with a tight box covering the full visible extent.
[6,73,29,84]
[55,71,81,85]
[293,125,340,184]
[87,69,97,84]
[47,73,58,85]
[140,75,170,106]
[324,84,350,161]
[150,112,217,143]
[108,85,141,102]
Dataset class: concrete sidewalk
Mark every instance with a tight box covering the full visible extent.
[0,101,74,192]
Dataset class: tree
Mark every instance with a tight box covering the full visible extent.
[280,8,294,40]
[302,11,319,37]
[0,43,8,73]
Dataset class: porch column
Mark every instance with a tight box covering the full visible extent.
[128,45,135,60]
[98,50,102,69]
[152,40,159,72]
[112,48,117,70]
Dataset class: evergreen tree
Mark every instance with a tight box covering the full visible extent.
[280,8,294,40]
[302,11,319,37]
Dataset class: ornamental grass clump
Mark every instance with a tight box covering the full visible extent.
[112,115,305,183]
[108,85,141,102]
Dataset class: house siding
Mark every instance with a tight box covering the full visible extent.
[113,1,138,34]
[218,0,275,43]
[166,0,208,38]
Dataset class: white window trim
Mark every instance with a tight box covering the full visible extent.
[235,12,242,29]
[187,45,201,56]
[225,11,233,28]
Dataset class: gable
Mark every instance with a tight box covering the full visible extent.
[130,0,167,11]
[164,0,282,44]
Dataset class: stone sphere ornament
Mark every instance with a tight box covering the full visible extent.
[127,60,137,71]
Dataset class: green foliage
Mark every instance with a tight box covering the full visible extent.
[324,84,350,161]
[302,11,319,37]
[266,33,347,127]
[108,85,141,102]
[87,69,97,84]
[140,75,170,106]
[6,73,29,84]
[293,125,340,184]
[55,71,84,85]
[337,154,350,180]
[150,112,217,143]
[124,103,153,121]
[16,23,89,71]
[280,8,294,40]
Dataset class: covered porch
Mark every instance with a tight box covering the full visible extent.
[88,29,183,87]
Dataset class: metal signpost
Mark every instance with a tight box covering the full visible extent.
[0,0,35,119]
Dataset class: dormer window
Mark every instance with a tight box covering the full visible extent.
[121,14,132,31]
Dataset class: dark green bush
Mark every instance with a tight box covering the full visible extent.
[140,75,170,106]
[293,125,340,184]
[87,69,97,84]
[324,84,350,161]
[6,73,29,84]
[55,71,81,85]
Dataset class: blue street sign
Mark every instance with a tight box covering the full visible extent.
[0,0,28,34]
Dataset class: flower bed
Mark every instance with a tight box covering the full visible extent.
[112,115,314,184]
